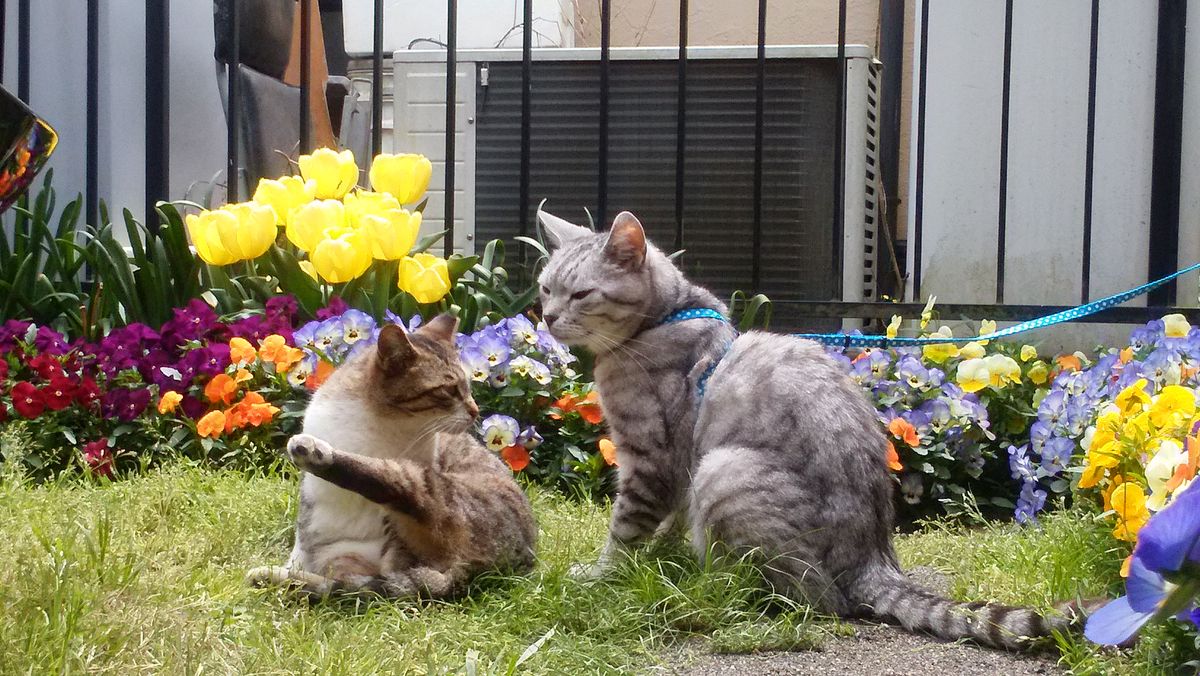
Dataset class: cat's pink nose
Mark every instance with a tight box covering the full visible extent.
[466,399,479,419]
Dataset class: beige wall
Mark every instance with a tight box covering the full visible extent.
[569,0,914,239]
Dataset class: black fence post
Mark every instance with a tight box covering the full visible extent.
[833,0,846,300]
[145,1,170,227]
[443,0,457,257]
[86,0,99,227]
[371,0,384,158]
[17,0,28,102]
[1081,0,1099,303]
[877,0,905,301]
[227,0,240,201]
[751,0,766,292]
[597,0,611,228]
[995,0,1013,304]
[300,0,311,155]
[1148,0,1186,306]
[913,0,929,301]
[518,0,532,241]
[674,0,688,254]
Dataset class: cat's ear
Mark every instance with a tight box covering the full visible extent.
[603,211,646,270]
[418,313,459,344]
[537,206,591,249]
[376,324,416,373]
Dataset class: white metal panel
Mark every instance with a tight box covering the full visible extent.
[392,62,476,255]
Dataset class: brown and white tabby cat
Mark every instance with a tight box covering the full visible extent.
[248,314,537,598]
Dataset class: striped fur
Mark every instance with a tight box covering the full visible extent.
[247,315,537,599]
[537,210,1078,649]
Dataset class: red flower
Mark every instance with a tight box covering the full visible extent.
[74,377,101,409]
[500,445,531,472]
[82,438,113,478]
[41,376,77,411]
[11,381,45,418]
[0,402,7,423]
[0,359,8,381]
[28,353,63,380]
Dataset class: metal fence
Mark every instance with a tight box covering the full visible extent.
[2,0,1194,326]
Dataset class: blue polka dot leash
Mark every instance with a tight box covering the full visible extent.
[660,260,1200,349]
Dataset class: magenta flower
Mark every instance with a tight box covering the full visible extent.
[82,438,113,478]
[101,387,152,422]
[33,326,68,355]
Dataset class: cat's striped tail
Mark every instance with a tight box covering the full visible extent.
[851,562,1084,650]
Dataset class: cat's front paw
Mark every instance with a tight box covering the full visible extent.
[286,434,334,470]
[567,560,608,582]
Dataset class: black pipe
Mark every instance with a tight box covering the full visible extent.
[877,0,905,301]
[1147,0,1187,306]
[674,0,688,253]
[443,0,457,257]
[832,0,846,300]
[86,0,98,227]
[1081,0,1099,303]
[227,0,240,201]
[300,0,311,154]
[146,1,170,227]
[995,0,1013,303]
[751,0,766,291]
[17,0,28,102]
[371,0,384,158]
[598,0,611,228]
[519,0,532,239]
[913,0,929,301]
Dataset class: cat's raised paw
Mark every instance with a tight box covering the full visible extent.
[286,434,334,470]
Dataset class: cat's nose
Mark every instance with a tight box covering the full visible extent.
[465,399,480,419]
[544,313,559,327]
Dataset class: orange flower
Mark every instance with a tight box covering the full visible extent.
[1119,347,1135,365]
[229,337,256,365]
[306,360,335,391]
[235,368,253,384]
[887,418,920,448]
[197,410,226,438]
[1166,430,1200,492]
[500,444,530,471]
[157,390,182,415]
[204,373,238,405]
[257,334,305,374]
[599,438,618,466]
[575,391,604,425]
[550,393,577,420]
[1055,354,1082,373]
[225,391,280,432]
[885,439,903,472]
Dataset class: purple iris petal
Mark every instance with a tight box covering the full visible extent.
[1134,482,1200,574]
[1083,596,1156,646]
[1124,557,1171,613]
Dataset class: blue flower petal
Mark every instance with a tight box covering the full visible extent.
[1135,482,1200,573]
[1084,596,1156,646]
[1125,557,1169,613]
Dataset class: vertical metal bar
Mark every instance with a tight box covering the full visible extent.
[300,0,312,154]
[832,0,846,299]
[443,0,457,257]
[1081,0,1099,303]
[86,0,99,227]
[1147,0,1186,306]
[1,0,7,81]
[877,0,905,301]
[17,0,28,102]
[674,0,688,253]
[995,0,1013,303]
[751,0,766,291]
[598,0,611,227]
[227,0,241,201]
[913,0,929,300]
[371,0,384,157]
[519,0,532,240]
[145,1,170,228]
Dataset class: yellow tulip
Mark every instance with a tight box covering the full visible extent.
[1162,313,1191,339]
[1115,379,1151,417]
[185,203,276,265]
[309,227,372,283]
[959,341,986,360]
[922,326,958,364]
[1027,361,1050,385]
[985,354,1021,387]
[370,153,433,205]
[955,358,990,393]
[252,175,316,225]
[299,260,319,281]
[299,148,359,199]
[1020,345,1037,362]
[886,314,901,339]
[344,190,401,228]
[1149,385,1196,428]
[363,209,422,260]
[287,199,345,253]
[398,252,452,304]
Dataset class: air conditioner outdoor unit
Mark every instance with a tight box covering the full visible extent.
[351,45,879,329]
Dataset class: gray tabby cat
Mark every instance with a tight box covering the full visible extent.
[247,314,537,598]
[536,209,1079,649]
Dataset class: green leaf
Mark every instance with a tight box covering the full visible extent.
[410,230,448,255]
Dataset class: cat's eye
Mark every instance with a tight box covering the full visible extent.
[570,289,595,301]
[539,285,550,295]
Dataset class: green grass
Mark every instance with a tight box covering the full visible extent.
[0,459,1192,674]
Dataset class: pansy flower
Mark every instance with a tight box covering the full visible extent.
[11,381,45,418]
[481,414,520,451]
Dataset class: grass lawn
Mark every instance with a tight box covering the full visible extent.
[0,460,1193,674]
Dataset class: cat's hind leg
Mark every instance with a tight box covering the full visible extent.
[245,565,362,598]
[689,445,851,615]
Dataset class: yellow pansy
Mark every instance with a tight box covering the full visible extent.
[959,341,986,360]
[1027,361,1050,385]
[299,147,359,199]
[919,295,937,329]
[252,176,316,226]
[287,199,345,253]
[362,209,422,260]
[369,153,433,205]
[922,326,958,364]
[1115,379,1151,417]
[1122,411,1153,439]
[185,202,276,266]
[398,252,452,304]
[886,315,901,340]
[1149,385,1196,428]
[1110,483,1149,541]
[1162,313,1191,339]
[978,319,996,345]
[985,354,1021,387]
[1020,345,1037,362]
[956,358,990,393]
[343,189,401,228]
[309,226,372,283]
